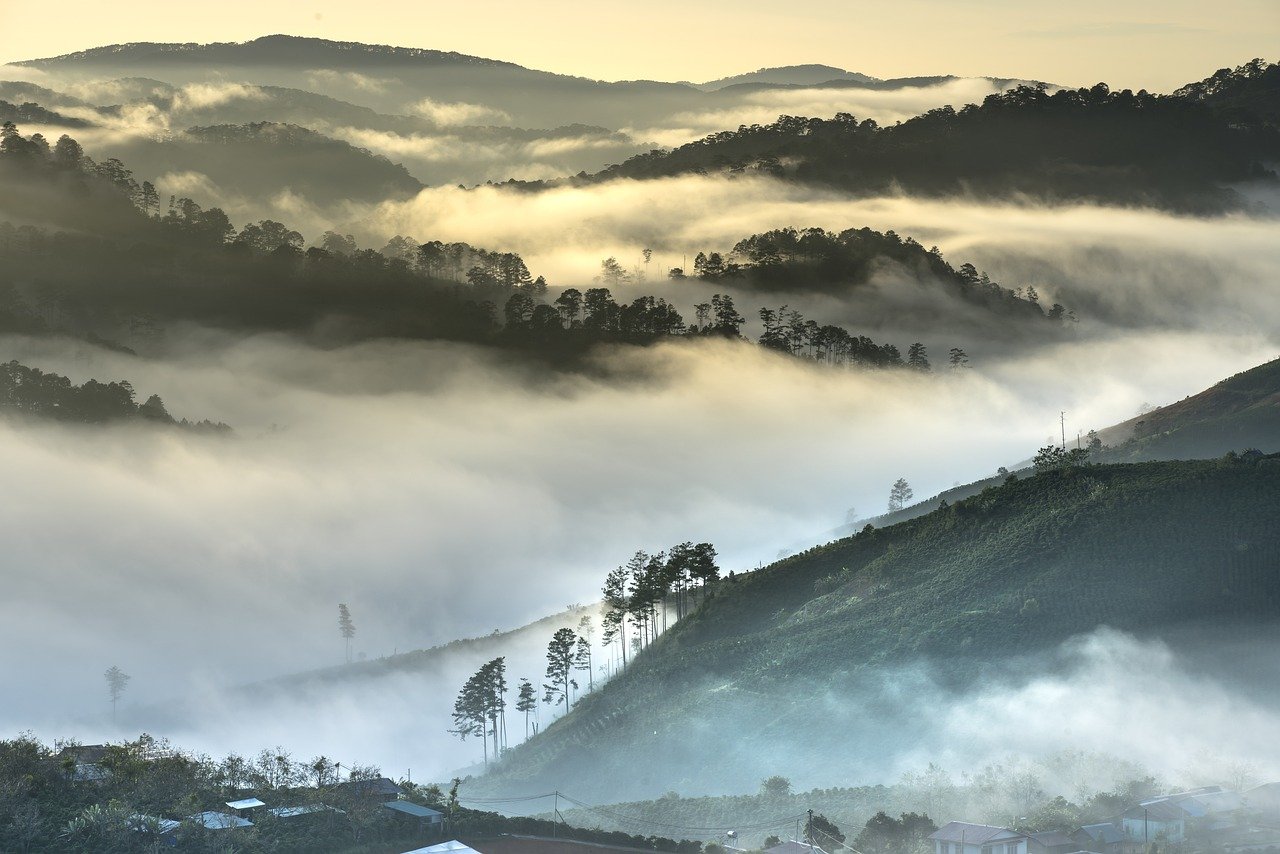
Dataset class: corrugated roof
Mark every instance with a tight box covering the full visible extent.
[268,804,333,818]
[401,842,481,854]
[129,813,180,834]
[385,800,444,819]
[226,798,266,810]
[339,776,405,796]
[1124,801,1185,822]
[931,822,1025,845]
[1031,831,1077,847]
[1078,823,1125,844]
[189,811,253,829]
[765,842,830,854]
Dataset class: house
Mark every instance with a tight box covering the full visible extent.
[336,776,406,802]
[1029,830,1078,854]
[56,744,112,783]
[129,814,180,848]
[267,804,342,820]
[401,842,482,854]
[931,822,1029,854]
[188,811,253,830]
[1122,798,1188,843]
[1121,787,1248,844]
[1245,783,1280,820]
[385,800,445,828]
[225,797,266,819]
[1074,822,1128,854]
[765,842,830,854]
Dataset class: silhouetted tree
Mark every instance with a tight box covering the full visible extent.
[543,627,578,713]
[104,666,129,725]
[338,604,356,663]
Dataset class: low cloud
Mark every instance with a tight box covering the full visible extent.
[305,69,392,93]
[627,79,1022,148]
[407,96,511,127]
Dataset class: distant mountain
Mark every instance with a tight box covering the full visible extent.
[107,121,424,207]
[14,34,521,71]
[696,64,878,90]
[5,35,1027,134]
[472,454,1280,801]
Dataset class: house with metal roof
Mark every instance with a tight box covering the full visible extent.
[188,810,253,830]
[1245,782,1280,819]
[764,841,830,854]
[930,822,1029,854]
[336,776,406,801]
[1029,830,1078,854]
[384,804,445,819]
[267,803,343,819]
[1074,822,1128,854]
[401,842,481,854]
[226,797,266,819]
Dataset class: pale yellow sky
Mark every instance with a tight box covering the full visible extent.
[1,0,1276,91]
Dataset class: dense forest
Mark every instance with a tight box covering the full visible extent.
[1173,58,1280,126]
[473,452,1280,800]
[0,122,1053,366]
[523,75,1280,211]
[0,359,229,430]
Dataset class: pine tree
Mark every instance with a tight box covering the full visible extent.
[516,678,537,739]
[888,478,914,512]
[337,604,356,664]
[104,665,130,725]
[543,628,578,713]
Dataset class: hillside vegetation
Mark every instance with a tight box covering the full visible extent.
[568,77,1280,211]
[473,455,1280,800]
[1099,357,1280,461]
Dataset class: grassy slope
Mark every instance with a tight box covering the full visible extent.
[1100,357,1280,460]
[475,455,1280,799]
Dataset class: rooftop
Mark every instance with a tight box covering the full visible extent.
[931,823,1027,845]
[386,800,444,819]
[226,797,266,810]
[188,811,253,829]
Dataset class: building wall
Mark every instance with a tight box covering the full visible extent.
[1123,817,1185,843]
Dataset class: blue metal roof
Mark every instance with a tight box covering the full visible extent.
[385,801,444,819]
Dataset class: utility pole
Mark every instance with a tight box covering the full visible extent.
[553,791,559,839]
[807,809,814,846]
[1060,411,1067,449]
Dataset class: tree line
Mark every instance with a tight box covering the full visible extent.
[0,359,229,431]
[571,79,1280,212]
[451,543,720,766]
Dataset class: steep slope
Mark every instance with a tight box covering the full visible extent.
[1099,357,1280,460]
[473,456,1280,800]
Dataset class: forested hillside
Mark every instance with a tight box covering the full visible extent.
[1174,58,1280,126]
[0,123,1053,363]
[564,77,1280,211]
[473,454,1280,800]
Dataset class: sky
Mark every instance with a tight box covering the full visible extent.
[2,0,1276,92]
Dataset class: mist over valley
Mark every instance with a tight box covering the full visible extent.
[0,12,1279,854]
